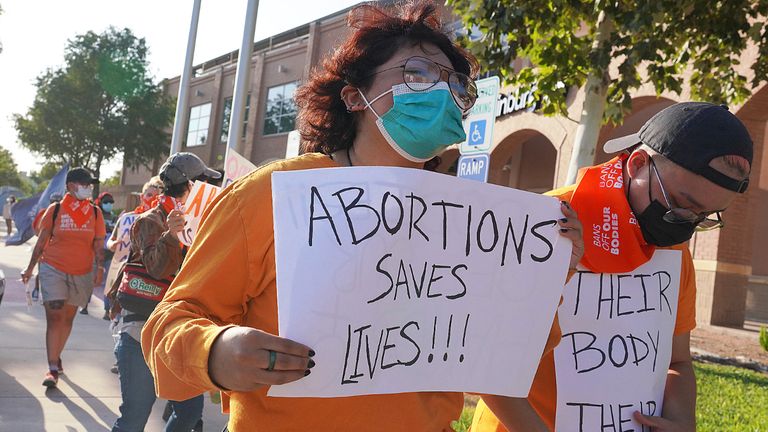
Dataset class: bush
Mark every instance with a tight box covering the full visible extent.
[760,326,768,352]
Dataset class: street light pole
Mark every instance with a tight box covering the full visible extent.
[226,0,260,156]
[169,0,202,155]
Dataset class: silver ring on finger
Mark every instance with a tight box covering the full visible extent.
[266,349,277,371]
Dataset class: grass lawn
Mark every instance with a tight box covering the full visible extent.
[695,361,768,431]
[452,361,768,432]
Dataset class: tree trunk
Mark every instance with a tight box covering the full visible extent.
[564,11,613,185]
[93,153,103,197]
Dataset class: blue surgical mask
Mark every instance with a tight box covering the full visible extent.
[359,82,467,162]
[102,203,114,213]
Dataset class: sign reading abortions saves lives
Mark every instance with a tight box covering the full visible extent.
[555,250,682,432]
[269,167,572,398]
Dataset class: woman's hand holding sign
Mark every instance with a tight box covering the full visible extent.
[209,326,315,392]
[558,201,585,270]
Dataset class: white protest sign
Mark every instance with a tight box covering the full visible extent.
[269,167,572,398]
[554,249,682,432]
[286,130,301,159]
[104,211,137,290]
[223,148,257,188]
[180,181,221,247]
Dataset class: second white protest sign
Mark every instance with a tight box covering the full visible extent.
[269,167,572,398]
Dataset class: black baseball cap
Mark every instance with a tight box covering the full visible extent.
[604,102,753,193]
[159,152,222,186]
[66,167,99,185]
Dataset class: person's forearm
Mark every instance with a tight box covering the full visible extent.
[26,237,47,270]
[480,395,549,432]
[662,360,696,430]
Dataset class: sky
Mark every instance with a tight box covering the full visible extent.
[0,0,361,178]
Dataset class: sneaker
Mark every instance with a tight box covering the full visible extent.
[102,312,110,321]
[42,370,59,387]
[110,363,118,374]
[57,358,64,374]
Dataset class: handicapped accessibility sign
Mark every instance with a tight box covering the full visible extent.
[468,120,486,147]
[460,76,499,155]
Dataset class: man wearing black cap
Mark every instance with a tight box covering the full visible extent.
[21,167,106,387]
[473,102,752,432]
[110,152,220,432]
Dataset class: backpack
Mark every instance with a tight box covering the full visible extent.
[116,261,173,319]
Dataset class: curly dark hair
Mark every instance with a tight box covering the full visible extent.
[295,1,479,156]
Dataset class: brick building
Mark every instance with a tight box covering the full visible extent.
[117,2,768,329]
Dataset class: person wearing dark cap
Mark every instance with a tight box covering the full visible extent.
[472,102,753,432]
[21,167,106,387]
[108,152,220,432]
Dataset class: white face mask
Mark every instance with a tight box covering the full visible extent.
[75,185,93,200]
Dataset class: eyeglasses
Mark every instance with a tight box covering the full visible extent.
[103,201,114,205]
[649,159,724,231]
[366,56,478,111]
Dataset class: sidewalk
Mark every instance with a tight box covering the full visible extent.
[0,235,228,431]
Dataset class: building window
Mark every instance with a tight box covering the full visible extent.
[220,94,251,143]
[186,103,212,147]
[263,82,298,135]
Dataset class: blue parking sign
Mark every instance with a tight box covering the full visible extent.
[468,120,487,146]
[457,154,489,183]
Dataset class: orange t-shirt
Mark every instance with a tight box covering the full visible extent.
[39,200,107,275]
[470,184,697,432]
[143,153,477,431]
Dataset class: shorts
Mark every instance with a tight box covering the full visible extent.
[38,262,94,307]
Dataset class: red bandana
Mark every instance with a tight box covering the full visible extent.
[569,155,656,273]
[60,194,94,228]
[155,195,183,215]
[134,196,157,214]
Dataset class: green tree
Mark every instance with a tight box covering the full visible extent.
[449,0,768,183]
[0,147,22,188]
[14,27,174,193]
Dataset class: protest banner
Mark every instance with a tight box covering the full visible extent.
[269,167,572,398]
[554,249,682,432]
[104,211,138,290]
[180,181,220,247]
[223,148,257,188]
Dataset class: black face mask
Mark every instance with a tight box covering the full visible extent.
[634,199,696,247]
[628,165,697,247]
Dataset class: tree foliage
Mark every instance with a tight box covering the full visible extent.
[0,147,22,189]
[14,27,174,187]
[448,0,768,124]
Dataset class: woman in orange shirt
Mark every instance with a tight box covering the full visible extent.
[142,2,583,431]
[21,168,106,387]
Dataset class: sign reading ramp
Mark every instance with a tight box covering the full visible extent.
[457,154,490,183]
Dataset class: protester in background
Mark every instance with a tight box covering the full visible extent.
[471,103,753,432]
[109,153,219,432]
[20,168,105,387]
[142,3,583,431]
[3,195,16,235]
[133,176,163,214]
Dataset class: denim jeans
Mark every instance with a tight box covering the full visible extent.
[111,332,203,432]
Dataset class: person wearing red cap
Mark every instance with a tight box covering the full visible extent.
[21,167,106,387]
[473,102,753,432]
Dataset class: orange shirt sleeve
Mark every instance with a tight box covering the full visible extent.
[94,207,107,238]
[141,175,267,401]
[673,245,697,335]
